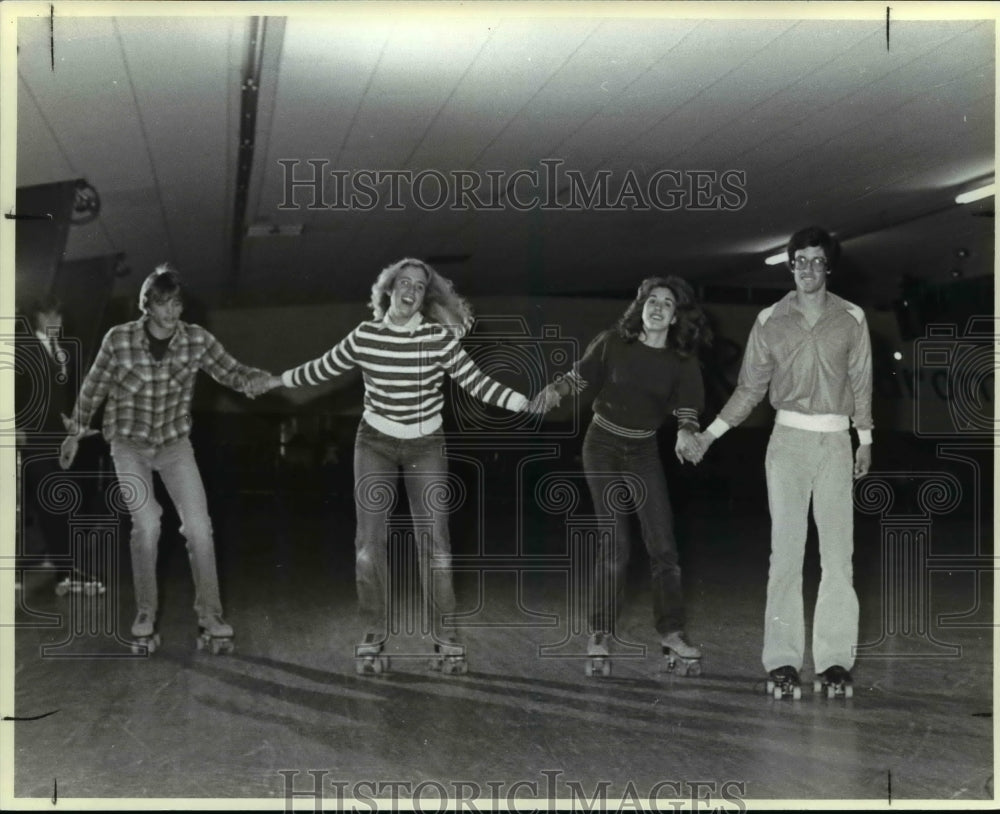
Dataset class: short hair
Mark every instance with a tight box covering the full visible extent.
[616,275,712,357]
[138,263,183,314]
[25,293,62,318]
[786,226,841,270]
[369,258,474,337]
[21,294,62,332]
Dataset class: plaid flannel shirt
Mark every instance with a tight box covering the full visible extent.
[67,318,264,447]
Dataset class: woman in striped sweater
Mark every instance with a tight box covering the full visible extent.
[255,258,545,672]
[542,276,712,677]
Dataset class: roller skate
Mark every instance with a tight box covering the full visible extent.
[355,632,390,675]
[130,610,160,655]
[584,632,611,677]
[814,665,854,699]
[196,613,234,655]
[661,631,702,676]
[55,572,106,597]
[767,665,802,700]
[430,636,468,675]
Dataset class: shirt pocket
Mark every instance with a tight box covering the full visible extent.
[168,357,196,389]
[116,365,147,395]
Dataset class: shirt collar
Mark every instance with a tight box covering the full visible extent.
[382,312,424,332]
[137,316,186,347]
[777,289,846,319]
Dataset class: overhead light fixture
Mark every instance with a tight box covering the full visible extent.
[764,251,786,266]
[955,183,995,205]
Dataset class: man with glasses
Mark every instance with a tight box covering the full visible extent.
[694,226,873,699]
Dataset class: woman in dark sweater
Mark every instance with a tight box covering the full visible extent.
[545,276,712,676]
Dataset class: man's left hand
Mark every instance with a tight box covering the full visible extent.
[853,444,872,479]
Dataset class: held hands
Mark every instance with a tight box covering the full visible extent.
[525,383,562,415]
[675,429,714,465]
[674,428,703,464]
[246,371,282,399]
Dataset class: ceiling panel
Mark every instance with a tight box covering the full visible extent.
[8,5,994,311]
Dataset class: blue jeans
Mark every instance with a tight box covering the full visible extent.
[353,420,456,637]
[110,436,224,623]
[582,421,684,636]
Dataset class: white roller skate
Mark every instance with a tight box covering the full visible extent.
[130,610,160,655]
[430,636,468,675]
[196,613,234,655]
[55,573,106,597]
[585,632,611,677]
[661,631,702,677]
[355,632,390,675]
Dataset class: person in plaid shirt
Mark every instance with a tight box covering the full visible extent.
[59,264,268,653]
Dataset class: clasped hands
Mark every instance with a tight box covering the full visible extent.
[675,428,713,465]
[525,382,562,415]
[245,371,283,399]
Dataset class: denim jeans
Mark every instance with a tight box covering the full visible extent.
[763,424,858,673]
[110,436,224,623]
[353,420,456,638]
[582,421,684,636]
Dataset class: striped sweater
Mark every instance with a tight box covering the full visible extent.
[281,314,529,438]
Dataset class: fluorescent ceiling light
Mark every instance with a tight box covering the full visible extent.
[955,183,995,204]
[764,251,786,266]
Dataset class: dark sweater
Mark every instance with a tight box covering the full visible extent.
[566,330,703,432]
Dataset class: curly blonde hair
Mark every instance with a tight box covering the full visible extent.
[369,258,473,336]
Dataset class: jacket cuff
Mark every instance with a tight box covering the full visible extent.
[705,417,731,439]
[857,429,873,445]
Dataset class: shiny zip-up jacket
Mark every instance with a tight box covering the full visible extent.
[716,291,874,438]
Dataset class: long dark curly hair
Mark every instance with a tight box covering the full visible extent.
[616,275,712,357]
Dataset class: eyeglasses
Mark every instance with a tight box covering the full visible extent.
[792,256,829,271]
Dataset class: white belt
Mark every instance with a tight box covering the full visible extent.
[775,410,849,433]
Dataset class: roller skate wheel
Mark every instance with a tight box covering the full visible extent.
[196,635,206,651]
[813,680,822,693]
[766,680,775,694]
[772,685,783,700]
[844,684,853,699]
[792,685,802,700]
[442,659,467,676]
[827,684,836,699]
[685,660,702,677]
[209,637,233,655]
[131,634,159,655]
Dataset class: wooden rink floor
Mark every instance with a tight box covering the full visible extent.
[7,459,996,809]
